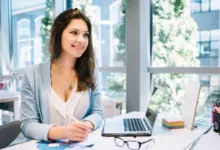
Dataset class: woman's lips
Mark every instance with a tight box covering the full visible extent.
[72,45,83,50]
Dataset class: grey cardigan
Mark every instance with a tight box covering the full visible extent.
[12,61,103,145]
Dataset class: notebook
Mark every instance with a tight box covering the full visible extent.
[101,87,159,137]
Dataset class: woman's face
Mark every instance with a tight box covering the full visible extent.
[61,19,89,58]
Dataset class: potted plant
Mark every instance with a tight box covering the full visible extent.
[205,86,220,132]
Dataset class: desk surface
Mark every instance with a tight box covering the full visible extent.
[4,112,219,150]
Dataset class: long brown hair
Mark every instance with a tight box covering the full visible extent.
[48,8,95,91]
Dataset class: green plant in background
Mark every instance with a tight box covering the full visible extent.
[109,0,199,114]
[152,0,199,114]
[205,86,220,107]
[114,0,126,65]
[41,0,53,61]
[107,0,126,98]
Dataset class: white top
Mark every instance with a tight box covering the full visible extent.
[49,84,89,126]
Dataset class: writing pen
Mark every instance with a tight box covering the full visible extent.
[52,103,96,136]
[65,111,97,136]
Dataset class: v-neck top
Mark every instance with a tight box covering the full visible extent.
[49,84,89,126]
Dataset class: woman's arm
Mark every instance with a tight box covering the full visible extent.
[20,67,54,141]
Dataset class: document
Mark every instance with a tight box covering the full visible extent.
[37,133,98,150]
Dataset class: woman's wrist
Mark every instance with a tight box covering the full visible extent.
[48,126,66,141]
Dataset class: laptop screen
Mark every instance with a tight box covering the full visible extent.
[145,86,163,126]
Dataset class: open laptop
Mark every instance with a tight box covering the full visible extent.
[102,87,159,137]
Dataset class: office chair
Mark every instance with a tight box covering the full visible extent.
[0,121,21,149]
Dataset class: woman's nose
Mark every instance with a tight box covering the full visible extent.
[76,34,84,42]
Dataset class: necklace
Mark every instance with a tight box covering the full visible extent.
[54,61,75,91]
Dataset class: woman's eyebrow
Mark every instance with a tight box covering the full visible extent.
[69,28,89,33]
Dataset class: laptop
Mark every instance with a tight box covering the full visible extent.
[102,87,159,137]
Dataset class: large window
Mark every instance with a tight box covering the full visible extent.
[151,0,220,125]
[197,30,220,66]
[191,0,220,13]
[11,0,50,69]
[71,0,126,104]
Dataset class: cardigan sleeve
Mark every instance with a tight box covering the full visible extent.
[82,66,103,129]
[20,67,54,141]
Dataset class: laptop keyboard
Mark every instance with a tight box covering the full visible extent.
[123,118,148,132]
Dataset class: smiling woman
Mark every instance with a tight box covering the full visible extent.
[11,8,103,146]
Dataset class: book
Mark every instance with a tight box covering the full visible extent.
[162,117,184,129]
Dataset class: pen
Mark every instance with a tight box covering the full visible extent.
[52,102,96,136]
[65,111,97,136]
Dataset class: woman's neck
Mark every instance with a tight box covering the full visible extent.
[56,52,76,70]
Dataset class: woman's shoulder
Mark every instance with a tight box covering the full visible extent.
[24,61,50,76]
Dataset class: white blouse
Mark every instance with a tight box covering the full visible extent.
[49,84,89,126]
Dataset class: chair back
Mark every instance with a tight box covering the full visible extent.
[0,121,21,149]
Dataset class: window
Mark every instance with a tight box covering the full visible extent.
[11,0,50,69]
[191,0,200,13]
[197,30,220,65]
[191,0,220,13]
[17,19,31,68]
[210,0,220,10]
[17,19,31,39]
[151,0,220,125]
[35,16,44,37]
[71,0,126,109]
[110,0,124,67]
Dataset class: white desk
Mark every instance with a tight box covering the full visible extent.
[3,112,219,150]
[0,91,20,121]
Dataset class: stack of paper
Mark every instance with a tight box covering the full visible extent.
[162,117,184,129]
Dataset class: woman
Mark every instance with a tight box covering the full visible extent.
[13,8,103,144]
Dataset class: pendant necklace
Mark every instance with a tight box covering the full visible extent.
[55,61,74,91]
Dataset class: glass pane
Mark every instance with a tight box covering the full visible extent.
[152,0,220,67]
[200,30,210,41]
[211,30,220,41]
[191,1,200,13]
[151,73,215,126]
[71,0,126,67]
[11,0,53,69]
[201,0,209,12]
[210,41,219,57]
[100,72,126,112]
[152,0,200,67]
[210,0,220,11]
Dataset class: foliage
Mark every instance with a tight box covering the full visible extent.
[72,0,93,14]
[108,0,126,94]
[41,0,53,61]
[206,86,220,107]
[152,0,199,114]
[108,0,199,114]
[108,74,126,92]
[113,0,126,65]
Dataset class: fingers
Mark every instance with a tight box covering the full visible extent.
[66,121,92,141]
[214,106,220,114]
[74,121,93,132]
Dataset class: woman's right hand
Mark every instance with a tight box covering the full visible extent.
[64,121,93,141]
[214,106,220,114]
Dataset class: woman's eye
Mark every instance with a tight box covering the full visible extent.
[84,33,89,37]
[70,31,78,35]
